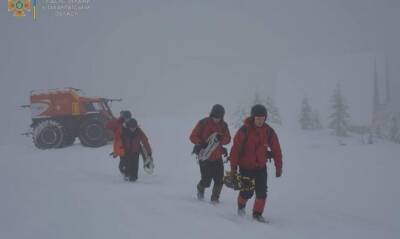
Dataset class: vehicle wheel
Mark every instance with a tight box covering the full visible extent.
[78,117,108,147]
[33,120,64,149]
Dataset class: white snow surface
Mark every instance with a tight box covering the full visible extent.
[1,116,399,239]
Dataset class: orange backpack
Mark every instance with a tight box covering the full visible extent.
[112,128,125,157]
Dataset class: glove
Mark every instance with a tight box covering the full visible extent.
[109,152,118,158]
[192,144,203,155]
[216,133,223,141]
[222,147,228,157]
[266,150,274,159]
[276,168,282,178]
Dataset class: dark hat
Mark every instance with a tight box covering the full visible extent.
[210,104,225,119]
[251,104,267,118]
[120,110,132,120]
[126,118,138,128]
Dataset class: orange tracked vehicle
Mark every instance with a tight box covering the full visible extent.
[22,88,121,149]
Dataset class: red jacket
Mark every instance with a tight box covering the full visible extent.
[120,127,152,156]
[106,118,152,157]
[230,117,282,171]
[106,118,125,156]
[190,117,231,161]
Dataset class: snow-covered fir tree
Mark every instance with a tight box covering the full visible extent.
[265,96,282,125]
[312,110,323,129]
[232,105,248,129]
[252,92,263,105]
[329,83,350,137]
[299,96,314,130]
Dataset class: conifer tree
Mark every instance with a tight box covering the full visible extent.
[328,84,350,136]
[299,96,314,130]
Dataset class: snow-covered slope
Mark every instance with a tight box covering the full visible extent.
[1,117,399,239]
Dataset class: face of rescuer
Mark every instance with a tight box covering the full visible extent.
[254,116,266,127]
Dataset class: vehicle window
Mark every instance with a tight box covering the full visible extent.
[85,103,96,112]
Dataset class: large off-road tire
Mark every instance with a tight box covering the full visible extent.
[78,117,108,147]
[33,120,65,149]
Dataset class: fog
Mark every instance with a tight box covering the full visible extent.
[1,0,399,144]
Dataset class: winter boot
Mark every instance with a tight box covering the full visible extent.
[128,176,137,182]
[197,183,205,200]
[252,212,268,223]
[237,195,247,216]
[210,183,223,204]
[238,203,246,217]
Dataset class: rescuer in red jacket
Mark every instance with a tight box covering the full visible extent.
[229,104,283,222]
[106,111,132,174]
[190,104,231,203]
[108,114,152,182]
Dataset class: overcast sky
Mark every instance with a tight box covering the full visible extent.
[0,0,399,144]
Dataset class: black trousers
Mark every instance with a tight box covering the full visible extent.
[239,167,268,199]
[199,159,224,188]
[119,153,139,181]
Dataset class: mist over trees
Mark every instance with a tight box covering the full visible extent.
[299,96,323,130]
[328,84,350,137]
[232,104,248,129]
[299,96,313,130]
[265,96,282,125]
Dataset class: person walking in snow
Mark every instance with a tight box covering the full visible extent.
[107,113,152,181]
[190,104,231,203]
[106,110,133,175]
[229,104,283,222]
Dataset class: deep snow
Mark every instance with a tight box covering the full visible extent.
[1,117,399,239]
